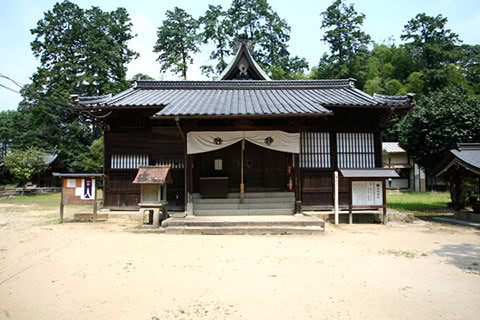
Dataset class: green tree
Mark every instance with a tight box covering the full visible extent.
[131,73,154,81]
[401,13,461,92]
[153,7,200,79]
[19,1,136,171]
[398,85,480,171]
[82,136,104,173]
[30,1,137,96]
[0,110,32,155]
[199,5,231,76]
[225,0,308,79]
[319,0,371,83]
[3,148,48,190]
[405,72,424,96]
[455,44,480,97]
[363,77,382,95]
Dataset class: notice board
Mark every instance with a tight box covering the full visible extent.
[351,181,383,206]
[62,178,96,205]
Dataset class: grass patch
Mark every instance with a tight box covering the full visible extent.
[0,193,61,207]
[0,190,103,208]
[379,249,417,258]
[387,192,450,216]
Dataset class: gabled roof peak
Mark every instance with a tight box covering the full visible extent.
[219,38,271,80]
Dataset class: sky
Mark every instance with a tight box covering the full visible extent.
[1,0,479,112]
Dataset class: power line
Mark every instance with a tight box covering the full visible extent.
[0,73,24,89]
[0,83,19,94]
[0,71,109,123]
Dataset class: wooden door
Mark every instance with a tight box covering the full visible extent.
[245,141,287,191]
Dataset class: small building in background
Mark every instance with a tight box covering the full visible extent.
[434,143,480,212]
[382,142,425,191]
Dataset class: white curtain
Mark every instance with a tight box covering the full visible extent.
[187,131,300,154]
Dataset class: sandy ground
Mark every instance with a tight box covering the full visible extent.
[0,204,479,320]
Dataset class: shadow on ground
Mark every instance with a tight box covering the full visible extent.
[433,242,480,273]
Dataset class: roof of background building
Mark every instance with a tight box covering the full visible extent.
[451,143,480,169]
[382,142,406,153]
[435,143,480,177]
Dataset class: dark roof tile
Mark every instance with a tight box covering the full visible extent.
[75,80,414,118]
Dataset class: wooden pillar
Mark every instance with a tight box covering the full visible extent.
[294,153,301,213]
[240,139,245,201]
[330,131,338,211]
[382,179,387,225]
[93,179,97,222]
[184,142,188,212]
[186,154,193,215]
[60,179,64,223]
[103,131,109,207]
[349,179,353,224]
[334,171,339,224]
[374,131,383,168]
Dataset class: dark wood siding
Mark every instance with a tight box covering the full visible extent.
[104,111,185,210]
[103,108,385,210]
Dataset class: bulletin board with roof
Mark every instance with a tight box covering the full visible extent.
[52,173,104,222]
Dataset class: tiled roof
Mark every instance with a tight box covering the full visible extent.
[382,142,406,153]
[373,93,415,106]
[435,143,480,177]
[76,94,111,106]
[451,143,480,170]
[76,79,413,118]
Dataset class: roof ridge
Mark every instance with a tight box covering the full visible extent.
[134,79,355,90]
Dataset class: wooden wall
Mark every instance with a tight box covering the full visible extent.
[104,110,185,210]
[103,108,385,210]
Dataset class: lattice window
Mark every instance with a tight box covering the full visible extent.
[336,133,375,168]
[111,154,149,169]
[300,132,331,168]
[155,159,185,169]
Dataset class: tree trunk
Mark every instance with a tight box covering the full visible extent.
[182,54,187,80]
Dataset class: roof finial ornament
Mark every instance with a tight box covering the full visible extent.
[234,35,253,52]
[348,78,356,88]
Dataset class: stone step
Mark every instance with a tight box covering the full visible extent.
[193,197,294,204]
[192,192,295,200]
[164,226,324,235]
[162,217,324,228]
[193,202,294,210]
[193,208,295,216]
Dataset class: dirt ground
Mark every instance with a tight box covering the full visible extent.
[0,203,479,320]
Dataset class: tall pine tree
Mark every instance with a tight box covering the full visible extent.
[21,0,137,171]
[153,7,200,79]
[319,0,371,85]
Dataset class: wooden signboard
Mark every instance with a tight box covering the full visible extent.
[62,178,96,205]
[349,179,387,225]
[53,173,103,222]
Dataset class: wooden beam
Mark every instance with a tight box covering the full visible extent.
[334,171,339,224]
[240,139,245,201]
[93,181,97,222]
[383,179,387,225]
[294,153,301,213]
[349,179,353,224]
[60,180,64,223]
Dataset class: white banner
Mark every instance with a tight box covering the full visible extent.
[187,131,300,154]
